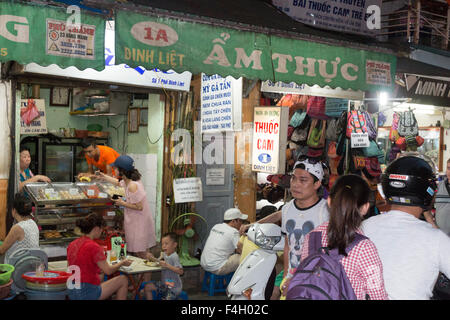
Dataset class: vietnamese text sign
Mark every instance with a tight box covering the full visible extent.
[173,177,203,203]
[261,80,364,100]
[24,22,191,91]
[0,2,105,70]
[272,0,381,36]
[252,106,289,174]
[351,132,370,148]
[115,11,396,92]
[201,74,242,132]
[401,74,450,107]
[20,99,47,135]
[206,168,225,185]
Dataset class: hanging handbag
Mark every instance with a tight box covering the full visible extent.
[306,96,328,120]
[307,119,326,148]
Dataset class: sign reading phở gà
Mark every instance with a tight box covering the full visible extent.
[401,74,450,107]
[115,11,396,92]
[271,0,382,36]
[252,107,289,174]
[0,2,105,70]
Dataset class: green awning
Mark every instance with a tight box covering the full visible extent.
[115,10,396,92]
[0,2,105,71]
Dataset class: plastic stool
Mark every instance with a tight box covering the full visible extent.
[135,281,188,300]
[201,271,234,296]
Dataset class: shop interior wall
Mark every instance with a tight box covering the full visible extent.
[380,107,450,173]
[21,89,164,240]
[0,81,12,240]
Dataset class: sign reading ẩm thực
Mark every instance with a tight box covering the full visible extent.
[0,2,105,70]
[114,11,396,92]
[252,107,289,174]
[201,73,242,133]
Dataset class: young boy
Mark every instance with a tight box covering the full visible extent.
[145,232,184,300]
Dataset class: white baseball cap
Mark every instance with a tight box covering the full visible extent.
[293,160,324,181]
[224,208,248,221]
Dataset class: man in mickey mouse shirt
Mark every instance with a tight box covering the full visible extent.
[280,158,330,293]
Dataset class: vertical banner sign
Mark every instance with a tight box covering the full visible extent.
[0,2,105,70]
[201,73,242,133]
[115,11,396,92]
[252,106,289,174]
[20,99,47,135]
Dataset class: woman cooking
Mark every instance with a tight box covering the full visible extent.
[96,155,156,259]
[19,146,51,192]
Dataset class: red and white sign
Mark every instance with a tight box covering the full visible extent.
[389,174,409,181]
[252,106,289,174]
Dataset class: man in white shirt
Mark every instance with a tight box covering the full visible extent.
[280,158,330,292]
[362,155,450,300]
[200,208,248,275]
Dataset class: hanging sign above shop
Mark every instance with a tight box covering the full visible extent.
[201,73,242,133]
[252,106,289,174]
[114,11,396,92]
[24,22,191,91]
[20,99,47,135]
[271,0,381,36]
[400,74,450,107]
[0,2,105,70]
[261,80,364,100]
[173,177,203,203]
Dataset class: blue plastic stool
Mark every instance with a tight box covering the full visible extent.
[201,271,234,296]
[135,281,188,300]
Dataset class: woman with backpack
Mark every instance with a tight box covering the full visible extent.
[285,174,388,300]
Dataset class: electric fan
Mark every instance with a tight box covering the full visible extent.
[170,213,207,267]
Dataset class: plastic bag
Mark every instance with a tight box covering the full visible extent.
[21,99,40,125]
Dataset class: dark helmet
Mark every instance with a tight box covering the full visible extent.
[381,155,437,209]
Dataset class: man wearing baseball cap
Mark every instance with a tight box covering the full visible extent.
[200,208,248,275]
[280,158,330,295]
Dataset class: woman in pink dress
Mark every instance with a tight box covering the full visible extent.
[98,155,156,258]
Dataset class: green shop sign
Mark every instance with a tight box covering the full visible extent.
[0,2,105,70]
[115,10,396,91]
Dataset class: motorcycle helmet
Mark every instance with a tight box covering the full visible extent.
[381,155,437,209]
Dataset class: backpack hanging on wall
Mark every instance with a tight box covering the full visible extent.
[307,96,328,120]
[325,98,348,119]
[362,111,377,140]
[346,110,367,138]
[398,110,418,137]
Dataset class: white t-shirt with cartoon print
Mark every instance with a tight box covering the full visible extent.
[281,198,329,272]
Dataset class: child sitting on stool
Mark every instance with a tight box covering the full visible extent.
[145,232,183,300]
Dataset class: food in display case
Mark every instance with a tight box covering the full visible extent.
[44,231,62,239]
[76,183,107,199]
[100,184,125,198]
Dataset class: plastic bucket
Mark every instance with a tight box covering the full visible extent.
[0,264,15,285]
[24,289,67,300]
